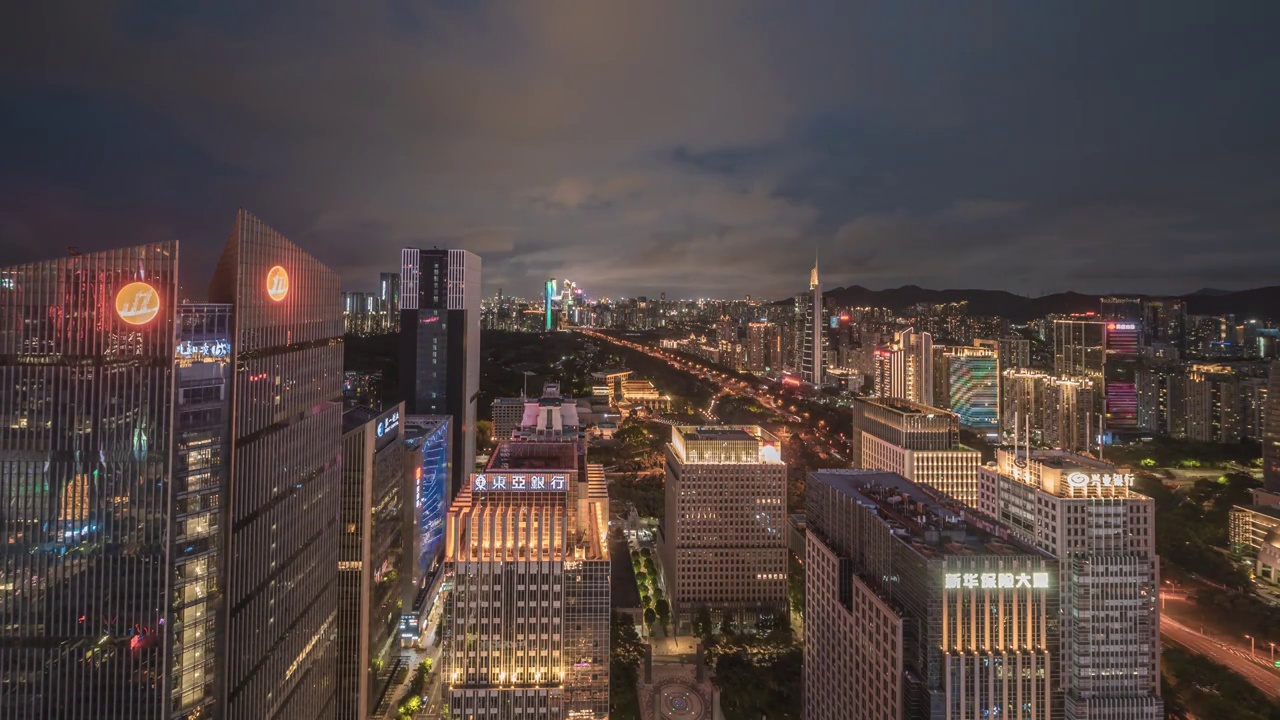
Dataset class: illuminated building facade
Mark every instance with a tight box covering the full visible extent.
[1266,362,1280,491]
[400,247,482,500]
[402,416,451,622]
[746,320,779,372]
[210,210,345,720]
[545,278,557,332]
[1003,370,1096,453]
[943,346,999,435]
[660,426,788,630]
[801,259,825,384]
[805,470,1057,720]
[0,243,194,719]
[875,327,934,405]
[852,397,982,505]
[1,211,343,720]
[443,441,610,719]
[978,450,1162,720]
[337,404,408,720]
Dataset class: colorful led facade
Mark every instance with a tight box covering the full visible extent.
[946,347,999,434]
[400,248,481,501]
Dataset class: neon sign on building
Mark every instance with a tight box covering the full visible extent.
[945,572,1050,590]
[115,282,161,325]
[266,265,289,302]
[472,473,567,492]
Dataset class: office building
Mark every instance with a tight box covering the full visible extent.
[801,259,825,384]
[0,212,343,719]
[1003,371,1096,454]
[851,397,983,504]
[660,426,788,630]
[0,243,218,719]
[978,450,1162,719]
[337,404,408,720]
[805,470,1057,720]
[1267,362,1280,491]
[492,396,526,442]
[210,210,345,719]
[1142,298,1186,347]
[875,327,934,404]
[400,247,482,500]
[511,382,585,447]
[443,440,610,719]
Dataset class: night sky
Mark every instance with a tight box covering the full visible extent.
[3,1,1279,299]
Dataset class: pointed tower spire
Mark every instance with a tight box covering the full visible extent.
[810,247,820,289]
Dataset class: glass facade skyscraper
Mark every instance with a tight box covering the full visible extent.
[400,248,481,501]
[1,243,184,719]
[209,210,345,720]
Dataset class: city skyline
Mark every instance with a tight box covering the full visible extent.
[4,2,1280,299]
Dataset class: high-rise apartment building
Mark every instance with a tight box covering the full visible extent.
[801,259,825,384]
[851,397,983,504]
[805,470,1057,720]
[875,327,934,404]
[210,210,345,719]
[1266,361,1280,491]
[337,404,408,720]
[1003,370,1097,453]
[660,426,788,630]
[1054,318,1106,379]
[746,320,780,372]
[1,212,343,720]
[400,248,482,500]
[1142,298,1186,347]
[978,450,1162,719]
[443,440,610,719]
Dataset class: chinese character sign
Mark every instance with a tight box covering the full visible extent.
[1065,472,1135,488]
[945,572,1050,590]
[472,473,569,492]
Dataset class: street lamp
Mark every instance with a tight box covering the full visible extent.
[1245,634,1256,657]
[1270,641,1277,664]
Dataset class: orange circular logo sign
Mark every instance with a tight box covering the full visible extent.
[266,266,289,302]
[115,282,161,325]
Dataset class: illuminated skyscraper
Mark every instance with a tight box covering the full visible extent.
[443,441,610,719]
[746,320,779,372]
[209,210,345,719]
[805,470,1057,720]
[979,450,1162,719]
[801,257,825,384]
[0,243,208,719]
[2,210,343,720]
[400,248,482,500]
[660,426,788,630]
[1266,361,1280,491]
[874,327,933,404]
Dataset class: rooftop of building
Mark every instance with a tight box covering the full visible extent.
[810,469,1041,558]
[857,396,954,417]
[1012,448,1118,472]
[342,405,383,434]
[401,414,449,441]
[486,440,579,471]
[676,426,758,443]
[1237,505,1280,522]
[493,396,526,406]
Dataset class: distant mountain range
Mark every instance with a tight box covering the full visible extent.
[818,284,1280,323]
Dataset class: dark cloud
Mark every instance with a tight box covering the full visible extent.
[2,0,1279,299]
